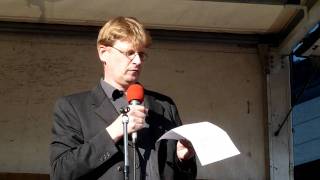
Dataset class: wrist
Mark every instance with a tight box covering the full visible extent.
[106,124,123,143]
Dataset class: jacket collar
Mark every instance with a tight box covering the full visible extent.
[91,83,119,124]
[144,90,163,116]
[90,83,165,126]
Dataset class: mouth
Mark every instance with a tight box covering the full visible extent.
[127,69,140,76]
[128,69,140,72]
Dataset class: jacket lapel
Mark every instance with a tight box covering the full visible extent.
[144,92,163,117]
[91,84,119,125]
[143,91,164,178]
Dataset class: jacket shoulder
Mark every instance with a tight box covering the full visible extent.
[145,89,175,105]
[54,90,94,110]
[62,90,91,102]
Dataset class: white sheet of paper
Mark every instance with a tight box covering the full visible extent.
[158,122,240,166]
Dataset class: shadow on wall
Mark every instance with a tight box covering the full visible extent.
[0,173,213,180]
[0,173,49,180]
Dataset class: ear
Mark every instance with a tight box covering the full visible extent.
[98,45,110,63]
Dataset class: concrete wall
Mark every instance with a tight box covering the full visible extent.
[0,31,267,179]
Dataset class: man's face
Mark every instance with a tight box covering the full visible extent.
[99,40,146,89]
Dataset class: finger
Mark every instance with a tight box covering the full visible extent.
[128,117,145,133]
[128,109,147,121]
[179,139,192,148]
[128,104,145,112]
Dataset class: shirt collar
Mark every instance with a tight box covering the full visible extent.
[100,79,124,101]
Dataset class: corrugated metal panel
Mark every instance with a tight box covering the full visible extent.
[293,96,320,165]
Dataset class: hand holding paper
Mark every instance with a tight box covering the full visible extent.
[158,122,240,166]
[176,139,195,160]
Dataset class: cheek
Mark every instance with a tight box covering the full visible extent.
[112,62,128,73]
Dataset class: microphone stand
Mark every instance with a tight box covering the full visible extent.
[120,107,130,180]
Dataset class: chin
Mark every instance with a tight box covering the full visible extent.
[124,78,139,85]
[127,75,139,81]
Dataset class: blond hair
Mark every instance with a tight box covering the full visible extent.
[97,16,151,49]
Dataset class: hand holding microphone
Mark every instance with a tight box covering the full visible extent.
[106,83,147,143]
[126,83,146,144]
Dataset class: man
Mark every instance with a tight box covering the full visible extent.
[50,16,197,180]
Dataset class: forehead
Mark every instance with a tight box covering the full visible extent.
[113,40,145,51]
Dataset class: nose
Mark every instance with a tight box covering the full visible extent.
[131,53,142,65]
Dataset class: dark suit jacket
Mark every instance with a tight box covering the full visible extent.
[50,84,197,180]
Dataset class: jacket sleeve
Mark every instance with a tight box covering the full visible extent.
[170,102,197,179]
[50,97,119,180]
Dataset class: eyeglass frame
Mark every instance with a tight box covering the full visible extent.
[111,46,148,61]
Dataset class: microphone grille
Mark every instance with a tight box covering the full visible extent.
[127,83,144,103]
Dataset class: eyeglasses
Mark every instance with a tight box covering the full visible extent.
[111,46,148,61]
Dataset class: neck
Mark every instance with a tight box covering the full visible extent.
[103,78,133,92]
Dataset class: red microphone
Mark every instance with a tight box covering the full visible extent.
[126,83,144,143]
[127,83,144,105]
